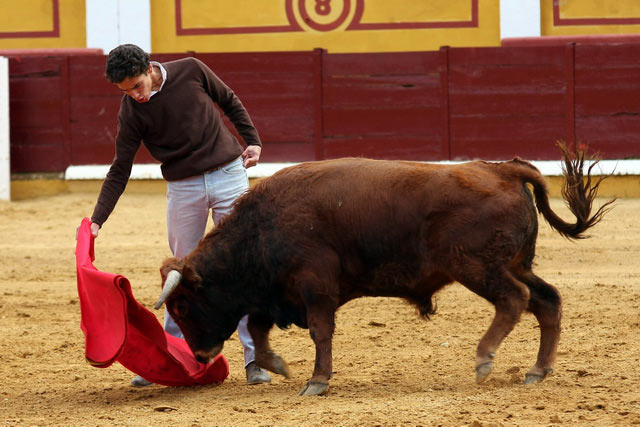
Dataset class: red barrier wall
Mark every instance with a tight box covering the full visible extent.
[448,45,568,160]
[68,55,157,166]
[322,51,445,160]
[7,44,640,174]
[9,56,70,172]
[200,51,319,162]
[574,44,640,156]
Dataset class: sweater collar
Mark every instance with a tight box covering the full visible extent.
[150,61,167,97]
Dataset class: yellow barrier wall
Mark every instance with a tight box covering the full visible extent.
[151,0,500,53]
[0,0,85,49]
[542,0,640,36]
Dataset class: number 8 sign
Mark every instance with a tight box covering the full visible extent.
[293,0,360,32]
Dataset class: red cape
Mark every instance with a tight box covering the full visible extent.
[75,217,229,386]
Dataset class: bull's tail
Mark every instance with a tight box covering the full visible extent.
[528,142,615,240]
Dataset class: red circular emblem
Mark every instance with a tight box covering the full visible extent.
[289,0,362,32]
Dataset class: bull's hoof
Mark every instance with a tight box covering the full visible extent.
[271,353,291,379]
[524,368,553,384]
[298,381,329,396]
[475,361,493,384]
[523,373,544,384]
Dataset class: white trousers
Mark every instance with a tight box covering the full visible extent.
[164,156,255,367]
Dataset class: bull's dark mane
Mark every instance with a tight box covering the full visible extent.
[190,162,457,326]
[190,181,304,329]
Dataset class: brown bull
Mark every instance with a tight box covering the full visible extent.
[155,143,613,396]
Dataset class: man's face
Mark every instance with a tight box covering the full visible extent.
[116,64,153,103]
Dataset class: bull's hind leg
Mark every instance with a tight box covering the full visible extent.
[247,313,291,379]
[517,271,562,384]
[460,269,531,384]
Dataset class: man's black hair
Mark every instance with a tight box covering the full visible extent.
[105,44,150,84]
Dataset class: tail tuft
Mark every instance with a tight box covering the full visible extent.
[530,141,615,240]
[555,141,616,239]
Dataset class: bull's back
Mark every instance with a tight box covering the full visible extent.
[257,158,538,261]
[262,158,535,224]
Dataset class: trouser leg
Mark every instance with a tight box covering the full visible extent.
[237,315,255,367]
[206,157,256,366]
[164,175,209,339]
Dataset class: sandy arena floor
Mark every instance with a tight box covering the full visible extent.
[0,191,638,426]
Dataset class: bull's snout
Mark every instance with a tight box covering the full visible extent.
[194,343,224,364]
[195,353,211,364]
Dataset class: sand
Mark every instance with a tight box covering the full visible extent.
[0,191,638,426]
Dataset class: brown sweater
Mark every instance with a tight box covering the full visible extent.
[91,57,261,226]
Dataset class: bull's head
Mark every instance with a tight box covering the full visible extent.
[155,257,240,364]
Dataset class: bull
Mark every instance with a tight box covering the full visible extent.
[154,143,613,396]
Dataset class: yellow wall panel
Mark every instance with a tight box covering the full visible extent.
[362,0,473,23]
[181,0,291,28]
[0,0,53,32]
[561,1,640,19]
[153,0,500,53]
[542,0,640,36]
[0,0,85,49]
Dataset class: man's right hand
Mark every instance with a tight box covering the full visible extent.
[90,222,100,238]
[75,222,100,240]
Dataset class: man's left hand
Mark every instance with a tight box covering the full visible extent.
[242,145,261,168]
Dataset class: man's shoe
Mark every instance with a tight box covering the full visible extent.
[130,375,153,387]
[246,362,272,385]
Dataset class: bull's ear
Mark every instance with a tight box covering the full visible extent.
[182,263,203,290]
[160,257,183,281]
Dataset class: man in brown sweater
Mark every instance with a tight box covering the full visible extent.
[88,44,271,387]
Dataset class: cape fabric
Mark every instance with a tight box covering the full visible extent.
[75,217,229,386]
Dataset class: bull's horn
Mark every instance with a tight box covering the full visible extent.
[153,269,182,309]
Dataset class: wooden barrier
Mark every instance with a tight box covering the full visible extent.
[0,56,9,200]
[7,44,640,174]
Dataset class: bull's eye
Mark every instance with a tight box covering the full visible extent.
[172,299,189,318]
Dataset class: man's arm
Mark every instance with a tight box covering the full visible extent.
[89,106,143,235]
[197,59,263,162]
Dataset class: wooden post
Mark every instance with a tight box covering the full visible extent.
[313,48,325,160]
[565,43,576,149]
[0,56,9,201]
[439,46,451,160]
[61,56,72,171]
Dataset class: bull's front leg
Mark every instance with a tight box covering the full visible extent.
[247,313,290,378]
[299,298,336,396]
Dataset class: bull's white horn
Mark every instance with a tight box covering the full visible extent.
[154,269,182,309]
